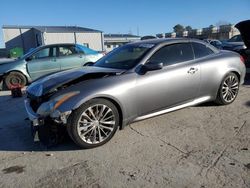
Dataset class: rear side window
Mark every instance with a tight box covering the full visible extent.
[59,45,77,56]
[149,43,194,66]
[192,42,214,59]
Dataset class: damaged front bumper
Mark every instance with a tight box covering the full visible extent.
[24,99,71,142]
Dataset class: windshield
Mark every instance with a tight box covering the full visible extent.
[94,43,155,69]
[19,46,40,59]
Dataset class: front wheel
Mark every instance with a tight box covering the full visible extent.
[4,71,27,89]
[215,72,239,105]
[67,99,120,149]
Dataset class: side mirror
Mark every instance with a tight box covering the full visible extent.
[139,61,163,74]
[26,56,33,61]
[84,62,95,66]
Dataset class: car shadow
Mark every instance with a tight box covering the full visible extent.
[243,80,250,86]
[196,101,218,107]
[0,93,81,152]
[244,76,250,85]
[245,101,250,107]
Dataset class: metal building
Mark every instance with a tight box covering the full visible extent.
[104,34,140,52]
[2,25,104,53]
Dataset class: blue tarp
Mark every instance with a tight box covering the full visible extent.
[76,44,98,55]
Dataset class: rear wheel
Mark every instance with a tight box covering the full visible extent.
[67,99,119,149]
[215,72,239,105]
[4,71,27,89]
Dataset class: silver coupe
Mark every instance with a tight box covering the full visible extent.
[25,38,246,148]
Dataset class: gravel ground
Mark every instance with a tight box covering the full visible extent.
[0,85,249,188]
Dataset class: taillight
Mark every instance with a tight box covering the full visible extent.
[240,55,246,64]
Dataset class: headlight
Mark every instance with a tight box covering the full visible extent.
[37,91,80,116]
[52,91,80,110]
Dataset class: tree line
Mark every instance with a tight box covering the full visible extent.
[173,21,232,33]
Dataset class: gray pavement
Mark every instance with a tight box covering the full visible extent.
[0,85,249,188]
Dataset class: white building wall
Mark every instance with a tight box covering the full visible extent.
[43,32,103,51]
[3,28,104,51]
[76,33,103,51]
[3,28,22,45]
[3,28,30,43]
[3,28,36,52]
[43,33,75,45]
[104,36,140,52]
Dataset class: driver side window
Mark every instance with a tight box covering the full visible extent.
[29,47,56,60]
[149,43,194,66]
[32,48,50,59]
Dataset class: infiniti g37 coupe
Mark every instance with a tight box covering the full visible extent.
[24,38,246,148]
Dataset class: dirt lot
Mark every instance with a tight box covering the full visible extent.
[0,84,249,188]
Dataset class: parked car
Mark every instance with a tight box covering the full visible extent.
[0,44,104,89]
[141,36,157,40]
[221,34,246,52]
[203,39,223,49]
[25,38,246,148]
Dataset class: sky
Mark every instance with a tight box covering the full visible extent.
[0,0,250,48]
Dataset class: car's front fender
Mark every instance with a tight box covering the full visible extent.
[0,60,31,82]
[52,74,137,128]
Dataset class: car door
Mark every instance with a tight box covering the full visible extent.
[136,42,200,116]
[26,46,59,80]
[57,45,85,71]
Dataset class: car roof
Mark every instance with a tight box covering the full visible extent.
[131,38,206,45]
[129,38,219,53]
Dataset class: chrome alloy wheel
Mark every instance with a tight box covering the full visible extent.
[77,104,115,144]
[221,75,239,103]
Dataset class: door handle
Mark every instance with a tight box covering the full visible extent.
[187,67,198,74]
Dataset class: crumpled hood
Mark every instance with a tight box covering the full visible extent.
[27,66,124,96]
[235,20,250,48]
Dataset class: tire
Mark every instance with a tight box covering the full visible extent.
[215,72,239,105]
[4,71,27,89]
[67,98,120,149]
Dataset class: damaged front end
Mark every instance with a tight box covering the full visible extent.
[24,67,122,145]
[24,91,78,145]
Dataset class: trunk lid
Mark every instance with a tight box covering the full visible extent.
[235,20,250,49]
